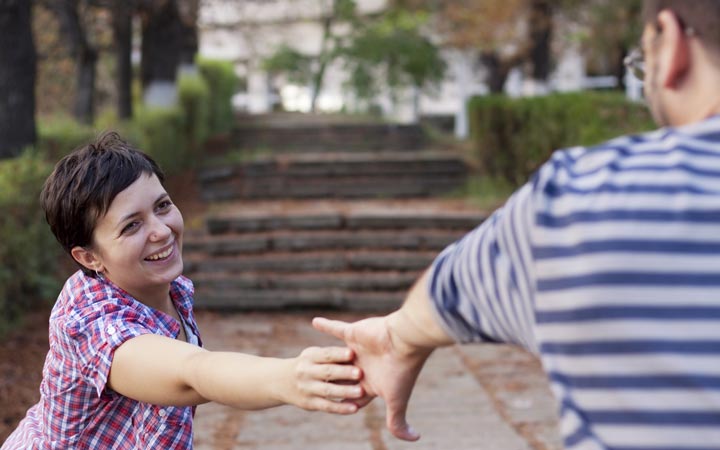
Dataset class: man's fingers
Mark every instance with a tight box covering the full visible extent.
[312,317,350,341]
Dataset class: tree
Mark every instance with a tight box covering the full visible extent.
[398,0,554,93]
[0,0,37,158]
[263,0,358,112]
[562,0,642,90]
[342,8,446,116]
[140,0,181,90]
[111,0,134,119]
[43,0,99,124]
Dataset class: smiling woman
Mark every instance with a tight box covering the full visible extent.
[1,132,365,450]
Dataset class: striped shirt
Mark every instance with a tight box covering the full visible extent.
[2,271,202,449]
[428,115,720,450]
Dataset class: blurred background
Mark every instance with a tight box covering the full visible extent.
[1,1,657,447]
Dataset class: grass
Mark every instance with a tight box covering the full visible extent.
[445,175,516,212]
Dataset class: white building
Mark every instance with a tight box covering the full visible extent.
[199,0,594,136]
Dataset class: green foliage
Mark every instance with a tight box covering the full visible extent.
[133,106,186,174]
[197,57,238,135]
[178,72,211,155]
[468,92,655,186]
[448,175,516,211]
[0,150,62,335]
[342,9,445,106]
[37,116,96,159]
[263,45,314,85]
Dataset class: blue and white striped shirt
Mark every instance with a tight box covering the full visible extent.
[429,115,720,450]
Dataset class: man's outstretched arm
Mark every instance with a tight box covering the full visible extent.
[313,269,455,441]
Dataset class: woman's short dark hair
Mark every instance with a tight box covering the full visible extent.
[643,0,720,56]
[40,131,164,275]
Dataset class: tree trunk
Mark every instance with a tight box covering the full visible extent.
[0,0,37,158]
[74,45,97,124]
[480,52,512,94]
[615,44,628,91]
[178,0,198,67]
[310,15,333,113]
[528,0,553,82]
[141,0,182,90]
[48,0,97,124]
[112,0,133,119]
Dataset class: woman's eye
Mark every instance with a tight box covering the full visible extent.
[121,221,140,234]
[157,200,172,211]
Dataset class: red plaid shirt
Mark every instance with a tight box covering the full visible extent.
[2,271,202,449]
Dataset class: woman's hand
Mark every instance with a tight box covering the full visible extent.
[280,346,365,415]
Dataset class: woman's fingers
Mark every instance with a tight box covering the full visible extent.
[305,397,359,415]
[306,380,364,400]
[300,346,355,364]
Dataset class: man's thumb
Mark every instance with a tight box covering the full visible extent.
[387,411,420,441]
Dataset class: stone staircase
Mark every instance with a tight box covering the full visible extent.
[184,201,486,310]
[183,117,486,311]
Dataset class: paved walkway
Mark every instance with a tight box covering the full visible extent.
[192,311,563,450]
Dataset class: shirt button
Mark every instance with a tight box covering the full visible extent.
[107,326,116,335]
[159,409,167,417]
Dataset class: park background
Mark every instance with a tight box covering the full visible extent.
[1,0,655,448]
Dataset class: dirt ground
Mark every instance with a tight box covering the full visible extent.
[0,307,51,442]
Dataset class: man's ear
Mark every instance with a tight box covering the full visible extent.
[656,9,691,89]
[71,246,104,273]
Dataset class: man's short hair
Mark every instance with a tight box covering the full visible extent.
[40,131,164,275]
[643,0,720,56]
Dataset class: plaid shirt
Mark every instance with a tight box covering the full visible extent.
[2,271,202,449]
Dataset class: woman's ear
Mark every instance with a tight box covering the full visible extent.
[70,246,104,273]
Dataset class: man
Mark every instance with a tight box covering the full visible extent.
[313,1,720,448]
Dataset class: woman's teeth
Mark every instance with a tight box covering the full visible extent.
[146,246,172,261]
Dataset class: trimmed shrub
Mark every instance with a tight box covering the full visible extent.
[178,72,210,156]
[0,150,62,334]
[37,116,95,159]
[468,92,655,186]
[197,57,238,135]
[133,106,186,174]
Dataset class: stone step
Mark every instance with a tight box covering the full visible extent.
[184,250,437,274]
[205,210,486,235]
[232,123,427,152]
[201,178,463,200]
[193,287,406,311]
[190,271,419,291]
[183,229,466,255]
[198,152,469,200]
[199,153,467,182]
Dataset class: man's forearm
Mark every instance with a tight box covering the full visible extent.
[386,269,455,354]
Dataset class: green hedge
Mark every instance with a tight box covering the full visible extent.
[178,72,211,155]
[468,92,655,186]
[37,116,96,159]
[0,151,62,334]
[133,106,186,173]
[198,57,238,135]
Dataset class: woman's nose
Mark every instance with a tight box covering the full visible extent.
[148,215,172,241]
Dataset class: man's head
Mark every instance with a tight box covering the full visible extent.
[40,131,165,276]
[639,0,720,126]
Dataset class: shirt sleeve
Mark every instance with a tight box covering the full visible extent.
[69,299,157,397]
[427,182,538,351]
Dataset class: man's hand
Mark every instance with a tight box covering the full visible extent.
[312,315,433,441]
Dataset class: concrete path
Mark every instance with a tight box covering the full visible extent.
[192,311,563,450]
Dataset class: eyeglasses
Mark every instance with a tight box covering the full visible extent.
[624,47,645,81]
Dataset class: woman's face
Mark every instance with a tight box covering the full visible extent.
[89,172,184,303]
